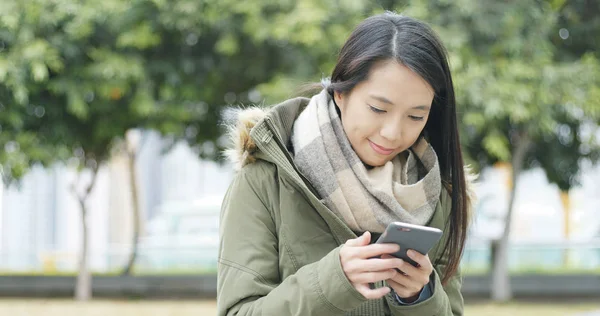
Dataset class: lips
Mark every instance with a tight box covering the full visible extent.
[369,140,395,155]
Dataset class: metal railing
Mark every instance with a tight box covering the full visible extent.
[461,240,600,273]
[1,241,599,274]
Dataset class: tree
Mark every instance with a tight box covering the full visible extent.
[401,0,600,301]
[0,0,384,299]
[0,0,202,300]
[544,0,600,264]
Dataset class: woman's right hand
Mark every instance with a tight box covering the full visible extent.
[339,231,405,299]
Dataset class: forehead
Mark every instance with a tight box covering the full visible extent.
[355,60,434,106]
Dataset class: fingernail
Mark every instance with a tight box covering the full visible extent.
[407,250,414,257]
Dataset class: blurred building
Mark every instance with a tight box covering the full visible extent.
[470,163,600,242]
[465,161,600,270]
[0,130,233,272]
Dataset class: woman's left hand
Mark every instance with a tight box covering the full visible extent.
[382,249,433,302]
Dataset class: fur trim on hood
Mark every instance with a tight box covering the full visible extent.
[223,107,269,171]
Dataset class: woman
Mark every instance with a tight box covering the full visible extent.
[218,12,474,316]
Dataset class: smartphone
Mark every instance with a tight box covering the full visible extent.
[375,222,443,267]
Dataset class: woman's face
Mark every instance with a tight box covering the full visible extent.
[334,60,434,167]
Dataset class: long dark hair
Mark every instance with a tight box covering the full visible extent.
[325,12,468,285]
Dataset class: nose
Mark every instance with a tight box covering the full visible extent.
[379,119,401,143]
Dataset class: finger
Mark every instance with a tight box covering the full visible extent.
[387,279,415,299]
[351,243,400,259]
[363,231,371,244]
[387,278,408,291]
[345,231,371,247]
[357,283,391,300]
[350,270,397,284]
[407,250,433,270]
[388,271,422,292]
[357,258,405,273]
[381,254,432,283]
[380,254,410,274]
[391,259,420,277]
[396,267,430,289]
[343,233,362,247]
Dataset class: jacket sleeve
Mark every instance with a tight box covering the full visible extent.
[217,163,368,316]
[394,282,432,305]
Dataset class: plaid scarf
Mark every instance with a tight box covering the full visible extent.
[291,89,441,233]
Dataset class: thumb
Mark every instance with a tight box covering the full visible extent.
[357,231,371,246]
[345,231,371,247]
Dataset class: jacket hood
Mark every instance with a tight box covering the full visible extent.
[223,97,310,171]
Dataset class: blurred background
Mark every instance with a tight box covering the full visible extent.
[0,0,599,315]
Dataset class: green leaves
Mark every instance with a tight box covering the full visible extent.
[215,33,239,56]
[116,22,161,49]
[422,0,600,189]
[0,0,598,190]
[131,81,155,116]
[482,129,511,162]
[66,86,89,119]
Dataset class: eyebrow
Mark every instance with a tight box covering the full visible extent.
[369,94,430,111]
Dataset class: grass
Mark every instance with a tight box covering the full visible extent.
[0,299,597,316]
[0,268,218,276]
[464,301,600,316]
[0,299,218,316]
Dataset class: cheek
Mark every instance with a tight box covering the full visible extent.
[347,116,377,142]
[341,107,367,137]
[411,126,426,140]
[403,125,423,144]
[408,127,429,149]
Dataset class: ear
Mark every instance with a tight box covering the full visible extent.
[333,91,346,111]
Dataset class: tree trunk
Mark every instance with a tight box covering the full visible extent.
[73,165,100,301]
[491,132,531,302]
[560,190,571,266]
[122,148,140,276]
[75,197,91,301]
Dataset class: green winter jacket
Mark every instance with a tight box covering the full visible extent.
[217,96,467,316]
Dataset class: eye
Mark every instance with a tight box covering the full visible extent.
[409,115,425,121]
[369,105,386,114]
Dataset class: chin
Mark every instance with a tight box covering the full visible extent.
[359,155,386,168]
[370,161,388,167]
